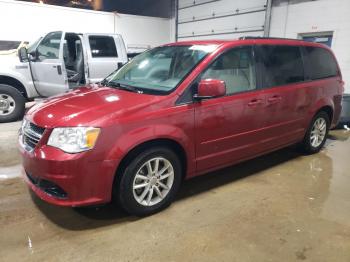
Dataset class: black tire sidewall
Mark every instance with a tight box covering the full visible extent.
[0,84,25,123]
[303,111,330,154]
[117,147,182,216]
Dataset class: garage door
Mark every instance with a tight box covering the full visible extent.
[176,0,269,41]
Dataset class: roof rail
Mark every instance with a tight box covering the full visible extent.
[239,36,304,41]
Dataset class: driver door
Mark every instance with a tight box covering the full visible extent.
[194,46,269,172]
[30,31,68,97]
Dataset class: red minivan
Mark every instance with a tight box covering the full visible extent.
[19,38,344,216]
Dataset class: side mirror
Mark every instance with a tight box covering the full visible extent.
[18,47,28,62]
[28,50,38,61]
[194,79,226,101]
[117,62,125,69]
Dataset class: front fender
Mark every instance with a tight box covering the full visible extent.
[105,123,196,176]
[0,63,37,98]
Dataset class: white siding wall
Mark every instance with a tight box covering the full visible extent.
[177,0,267,40]
[114,14,173,53]
[0,0,172,51]
[270,0,350,92]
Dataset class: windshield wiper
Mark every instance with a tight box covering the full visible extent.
[106,81,141,93]
[100,79,108,86]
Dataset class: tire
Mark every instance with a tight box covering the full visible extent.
[0,84,26,123]
[116,147,182,216]
[301,111,330,154]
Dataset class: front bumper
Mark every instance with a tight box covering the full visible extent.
[20,142,120,207]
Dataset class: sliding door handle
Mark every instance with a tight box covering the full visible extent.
[248,99,263,107]
[267,95,282,104]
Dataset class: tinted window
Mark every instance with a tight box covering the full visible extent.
[304,46,338,80]
[201,46,256,95]
[37,32,62,60]
[259,45,304,87]
[89,36,117,58]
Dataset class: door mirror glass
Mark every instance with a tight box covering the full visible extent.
[18,47,28,62]
[194,79,226,100]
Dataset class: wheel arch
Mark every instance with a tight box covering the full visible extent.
[0,75,28,99]
[112,138,188,199]
[317,105,333,124]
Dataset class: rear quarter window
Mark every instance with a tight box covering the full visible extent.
[89,36,118,58]
[304,46,338,80]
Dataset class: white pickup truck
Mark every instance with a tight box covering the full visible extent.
[0,31,128,122]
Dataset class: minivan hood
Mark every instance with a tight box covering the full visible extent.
[26,85,166,128]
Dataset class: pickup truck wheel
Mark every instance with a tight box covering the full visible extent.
[117,147,182,216]
[0,84,25,123]
[301,111,330,154]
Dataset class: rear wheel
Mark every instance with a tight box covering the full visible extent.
[301,111,330,154]
[0,84,26,123]
[116,147,182,216]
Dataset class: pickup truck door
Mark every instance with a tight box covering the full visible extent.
[30,31,68,97]
[83,34,128,83]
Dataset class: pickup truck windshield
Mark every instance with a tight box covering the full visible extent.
[104,45,217,93]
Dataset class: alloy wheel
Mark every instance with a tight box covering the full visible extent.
[310,117,327,148]
[132,157,174,206]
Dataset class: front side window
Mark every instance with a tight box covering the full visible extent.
[105,45,217,93]
[304,46,338,80]
[201,46,256,95]
[89,36,118,58]
[260,45,304,87]
[27,37,42,54]
[37,32,62,60]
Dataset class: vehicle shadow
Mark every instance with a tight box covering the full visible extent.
[32,145,301,231]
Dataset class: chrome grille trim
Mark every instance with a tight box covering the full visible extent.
[20,120,45,152]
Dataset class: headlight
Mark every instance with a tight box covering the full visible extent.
[47,127,100,153]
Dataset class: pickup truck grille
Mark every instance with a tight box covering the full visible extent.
[22,121,45,152]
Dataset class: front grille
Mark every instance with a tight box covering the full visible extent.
[21,121,45,152]
[27,172,68,199]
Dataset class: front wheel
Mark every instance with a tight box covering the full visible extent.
[301,111,330,154]
[116,147,182,216]
[0,84,26,123]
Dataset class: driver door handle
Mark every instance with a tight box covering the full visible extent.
[53,65,62,75]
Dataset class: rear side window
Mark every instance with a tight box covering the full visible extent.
[89,36,118,58]
[259,45,304,87]
[304,47,338,80]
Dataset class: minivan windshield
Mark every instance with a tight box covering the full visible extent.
[103,45,218,94]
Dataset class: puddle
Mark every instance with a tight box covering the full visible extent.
[0,165,22,180]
